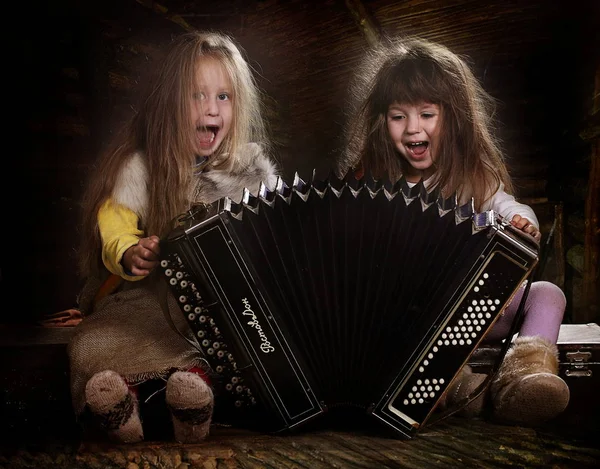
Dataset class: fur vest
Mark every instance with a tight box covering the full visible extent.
[111,143,280,219]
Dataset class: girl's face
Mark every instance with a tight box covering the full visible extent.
[190,57,233,157]
[386,101,441,182]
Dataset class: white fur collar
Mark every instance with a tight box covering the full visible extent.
[194,142,279,204]
[111,145,280,219]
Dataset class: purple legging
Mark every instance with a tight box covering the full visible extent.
[483,281,566,345]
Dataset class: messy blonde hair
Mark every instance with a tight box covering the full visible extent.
[341,36,513,208]
[79,31,268,277]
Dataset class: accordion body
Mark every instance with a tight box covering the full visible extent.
[159,174,538,438]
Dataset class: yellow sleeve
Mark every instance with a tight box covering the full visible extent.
[97,199,145,281]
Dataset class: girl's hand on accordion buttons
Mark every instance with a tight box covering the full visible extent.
[123,235,161,277]
[510,215,541,242]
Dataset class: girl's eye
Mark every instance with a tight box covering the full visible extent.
[193,92,206,100]
[390,114,405,120]
[422,112,436,119]
[218,93,230,101]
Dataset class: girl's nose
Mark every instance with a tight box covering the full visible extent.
[204,98,219,116]
[406,116,421,134]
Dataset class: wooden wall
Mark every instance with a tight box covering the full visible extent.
[5,0,598,324]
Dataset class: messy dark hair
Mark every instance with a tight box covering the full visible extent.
[341,36,513,208]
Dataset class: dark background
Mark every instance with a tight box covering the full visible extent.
[4,0,599,324]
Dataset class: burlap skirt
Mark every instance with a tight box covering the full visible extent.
[68,280,205,416]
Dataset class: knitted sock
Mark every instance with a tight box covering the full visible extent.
[166,371,214,443]
[85,370,144,443]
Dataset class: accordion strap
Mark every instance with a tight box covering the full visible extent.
[156,276,203,353]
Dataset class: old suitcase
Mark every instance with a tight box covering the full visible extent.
[466,322,600,432]
[557,323,600,378]
[554,322,600,432]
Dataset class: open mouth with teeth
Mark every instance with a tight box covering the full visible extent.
[197,125,219,149]
[406,141,429,156]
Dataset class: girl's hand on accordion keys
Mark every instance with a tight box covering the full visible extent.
[510,215,541,242]
[122,235,161,277]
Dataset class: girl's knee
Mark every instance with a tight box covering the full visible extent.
[528,281,567,321]
[530,281,567,311]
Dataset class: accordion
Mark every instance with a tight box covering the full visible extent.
[159,173,538,438]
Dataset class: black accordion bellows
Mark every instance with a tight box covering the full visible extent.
[159,172,538,438]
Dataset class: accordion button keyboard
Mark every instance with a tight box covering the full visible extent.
[160,252,258,411]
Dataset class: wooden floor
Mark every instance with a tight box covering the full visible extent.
[1,413,599,469]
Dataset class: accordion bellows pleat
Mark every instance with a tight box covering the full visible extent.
[159,172,538,438]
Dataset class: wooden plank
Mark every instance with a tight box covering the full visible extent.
[553,203,566,290]
[0,326,75,346]
[345,0,381,46]
[580,64,600,323]
[1,419,594,469]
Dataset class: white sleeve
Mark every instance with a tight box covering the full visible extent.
[482,183,539,229]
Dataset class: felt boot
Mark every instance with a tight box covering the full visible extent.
[85,370,144,443]
[438,364,488,418]
[491,336,570,426]
[166,371,214,443]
